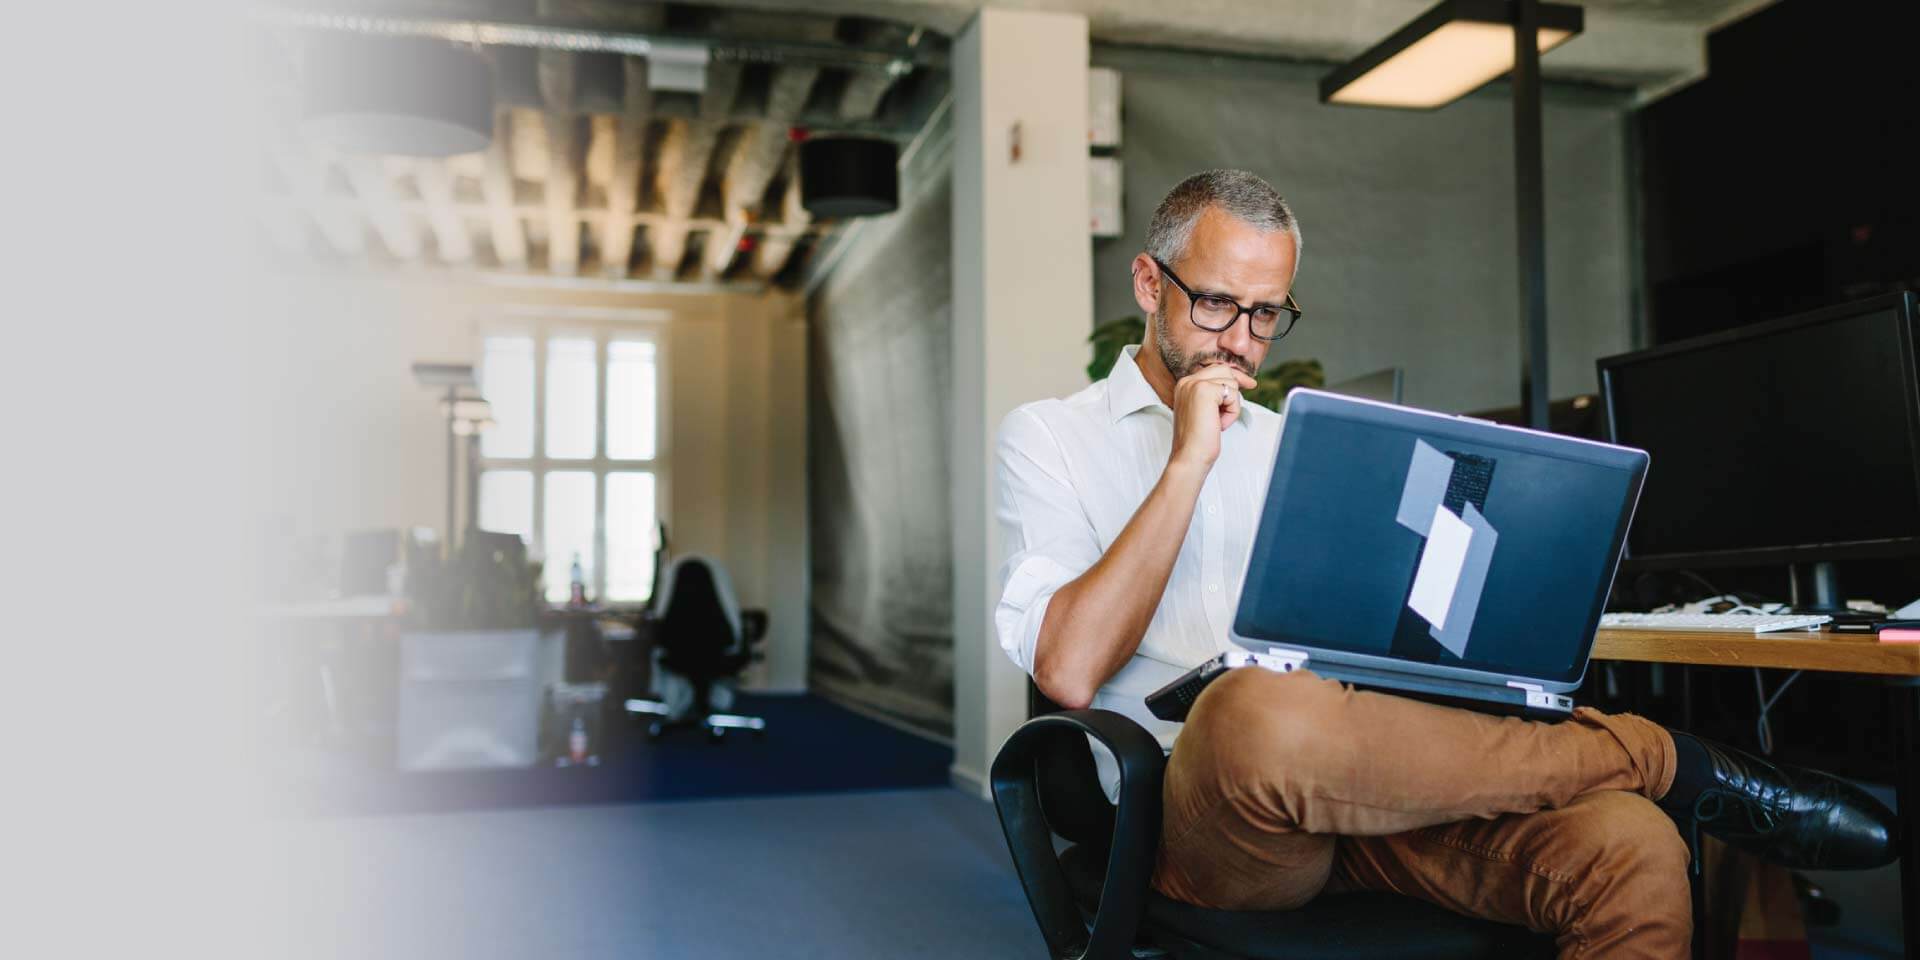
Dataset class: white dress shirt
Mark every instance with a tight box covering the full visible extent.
[994,345,1283,799]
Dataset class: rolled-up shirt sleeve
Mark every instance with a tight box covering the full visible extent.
[994,406,1103,676]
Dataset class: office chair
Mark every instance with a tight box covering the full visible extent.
[631,555,769,741]
[990,688,1557,960]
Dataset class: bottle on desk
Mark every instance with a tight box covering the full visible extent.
[568,715,589,765]
[569,552,587,607]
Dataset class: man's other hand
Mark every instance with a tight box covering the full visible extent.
[1171,363,1257,469]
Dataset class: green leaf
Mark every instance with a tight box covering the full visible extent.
[1087,316,1322,414]
[1245,358,1324,412]
[1088,317,1146,382]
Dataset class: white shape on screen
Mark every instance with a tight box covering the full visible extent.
[1408,503,1473,630]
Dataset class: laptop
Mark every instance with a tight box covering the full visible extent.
[1147,389,1648,723]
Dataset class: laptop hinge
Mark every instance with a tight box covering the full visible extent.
[1259,647,1311,673]
[1506,680,1570,711]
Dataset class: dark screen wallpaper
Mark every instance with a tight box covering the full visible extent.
[1235,407,1640,684]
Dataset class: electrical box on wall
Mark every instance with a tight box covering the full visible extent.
[1088,67,1121,149]
[1090,155,1123,237]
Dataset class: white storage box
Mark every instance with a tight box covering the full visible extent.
[397,629,548,771]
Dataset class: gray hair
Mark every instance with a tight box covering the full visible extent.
[1144,169,1302,268]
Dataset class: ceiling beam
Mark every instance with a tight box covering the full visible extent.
[602,56,653,278]
[538,48,582,275]
[481,108,530,269]
[340,156,425,261]
[838,68,896,122]
[257,194,827,234]
[706,64,820,279]
[413,159,475,264]
[649,61,742,280]
[750,169,811,280]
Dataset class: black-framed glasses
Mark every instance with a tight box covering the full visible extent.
[1153,257,1303,342]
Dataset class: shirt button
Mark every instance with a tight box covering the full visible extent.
[1208,583,1220,593]
[1206,504,1218,516]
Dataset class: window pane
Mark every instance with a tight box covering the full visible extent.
[541,471,596,603]
[606,340,657,460]
[476,470,532,542]
[605,472,658,602]
[480,336,534,458]
[545,337,597,459]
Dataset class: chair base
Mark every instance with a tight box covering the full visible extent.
[626,699,767,741]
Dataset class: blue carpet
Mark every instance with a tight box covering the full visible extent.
[269,787,1044,960]
[286,693,954,817]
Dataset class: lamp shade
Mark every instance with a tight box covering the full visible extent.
[302,35,494,156]
[798,137,900,218]
[1320,0,1583,109]
[411,362,476,388]
[440,396,492,421]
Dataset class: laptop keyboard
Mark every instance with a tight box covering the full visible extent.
[1598,612,1833,633]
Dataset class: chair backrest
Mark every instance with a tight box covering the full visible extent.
[656,557,740,668]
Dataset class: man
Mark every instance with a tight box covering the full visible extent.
[993,169,1894,958]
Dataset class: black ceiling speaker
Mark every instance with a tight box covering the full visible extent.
[301,34,493,156]
[798,137,900,218]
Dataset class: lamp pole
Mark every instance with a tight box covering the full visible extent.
[465,425,482,536]
[444,384,458,555]
[1513,0,1550,430]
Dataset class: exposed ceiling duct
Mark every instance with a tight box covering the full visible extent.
[257,7,945,75]
[252,3,951,289]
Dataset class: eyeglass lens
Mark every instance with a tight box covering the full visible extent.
[1190,295,1288,338]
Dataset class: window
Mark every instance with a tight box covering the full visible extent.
[476,325,664,604]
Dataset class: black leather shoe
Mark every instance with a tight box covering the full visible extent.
[1677,739,1897,870]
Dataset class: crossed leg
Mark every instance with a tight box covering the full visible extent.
[1151,666,1690,959]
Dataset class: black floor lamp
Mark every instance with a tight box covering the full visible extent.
[412,362,491,553]
[1321,0,1584,430]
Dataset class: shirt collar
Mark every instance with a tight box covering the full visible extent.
[1105,344,1250,430]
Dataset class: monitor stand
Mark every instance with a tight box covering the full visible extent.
[1789,561,1880,625]
[1789,561,1847,613]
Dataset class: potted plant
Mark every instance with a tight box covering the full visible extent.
[1088,316,1324,410]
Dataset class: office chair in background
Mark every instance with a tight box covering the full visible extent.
[628,554,769,741]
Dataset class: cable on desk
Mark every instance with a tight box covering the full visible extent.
[1752,668,1802,756]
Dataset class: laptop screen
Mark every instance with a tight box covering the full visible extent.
[1232,392,1645,687]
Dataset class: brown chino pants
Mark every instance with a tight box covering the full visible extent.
[1150,666,1692,959]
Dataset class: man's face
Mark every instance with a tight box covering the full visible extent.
[1134,205,1299,380]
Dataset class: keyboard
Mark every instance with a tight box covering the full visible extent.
[1599,612,1833,633]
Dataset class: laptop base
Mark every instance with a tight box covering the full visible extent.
[1146,650,1574,724]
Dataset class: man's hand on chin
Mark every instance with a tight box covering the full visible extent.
[1171,363,1257,470]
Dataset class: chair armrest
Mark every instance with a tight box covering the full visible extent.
[990,709,1166,960]
[738,609,769,646]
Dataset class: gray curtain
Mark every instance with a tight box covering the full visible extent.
[806,168,956,738]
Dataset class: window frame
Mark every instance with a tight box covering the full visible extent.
[475,308,672,607]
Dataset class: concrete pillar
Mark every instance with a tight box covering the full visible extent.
[950,8,1092,797]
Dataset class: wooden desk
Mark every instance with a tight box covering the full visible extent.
[1591,627,1920,958]
[1592,626,1920,677]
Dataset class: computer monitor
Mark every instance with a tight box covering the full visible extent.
[1597,292,1920,610]
[1326,368,1404,405]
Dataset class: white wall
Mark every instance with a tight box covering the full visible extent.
[950,8,1093,796]
[257,270,810,690]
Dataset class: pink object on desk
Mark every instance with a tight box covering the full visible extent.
[1879,629,1920,643]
